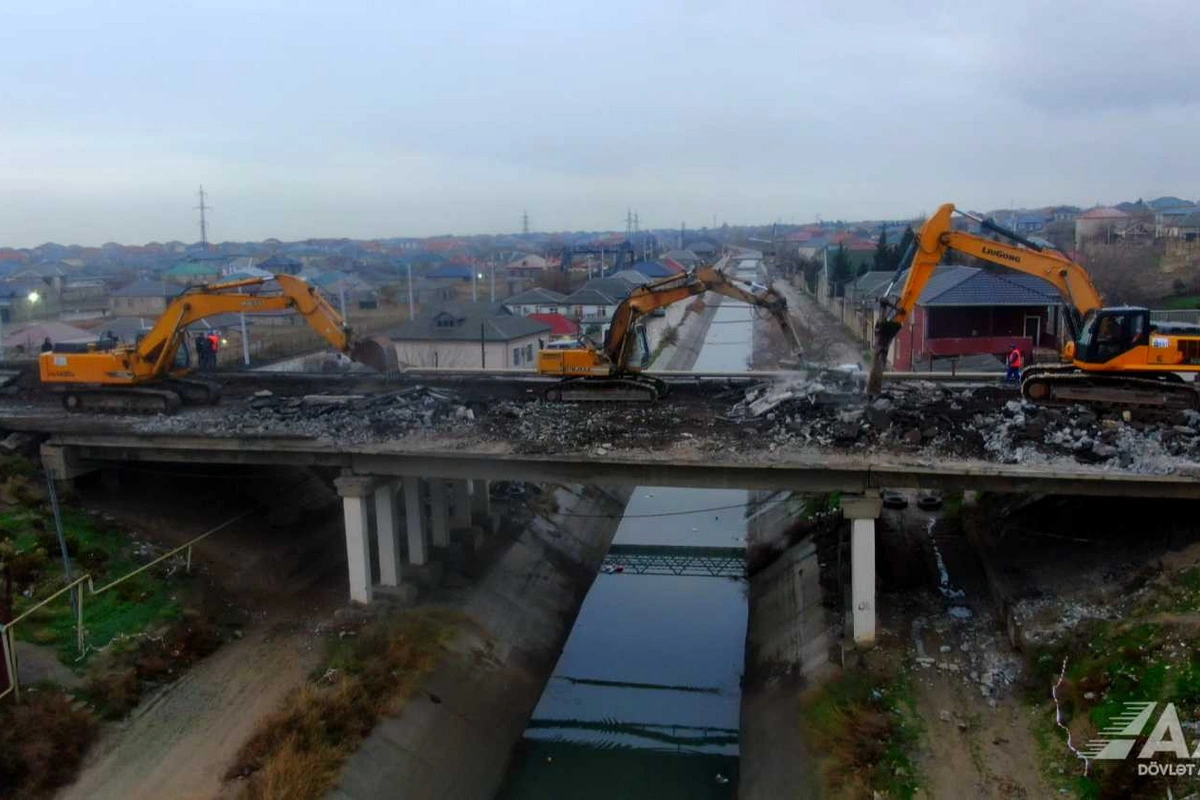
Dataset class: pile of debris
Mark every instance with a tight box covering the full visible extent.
[480,399,719,455]
[138,386,473,443]
[733,378,1200,473]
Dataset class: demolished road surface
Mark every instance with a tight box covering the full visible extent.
[4,371,1200,476]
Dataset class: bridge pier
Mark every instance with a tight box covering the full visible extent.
[842,494,882,646]
[428,479,451,548]
[334,475,377,605]
[336,475,427,605]
[451,480,472,529]
[373,482,402,587]
[402,478,429,566]
[471,479,490,519]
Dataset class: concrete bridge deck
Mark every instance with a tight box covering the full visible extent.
[37,431,1200,498]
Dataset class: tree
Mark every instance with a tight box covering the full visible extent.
[1080,244,1155,306]
[802,257,822,292]
[830,245,853,296]
[873,229,891,272]
[895,226,916,267]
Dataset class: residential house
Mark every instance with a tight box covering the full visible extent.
[388,302,551,369]
[310,271,379,310]
[608,270,651,288]
[663,249,701,269]
[502,287,567,317]
[527,312,580,339]
[888,265,1064,371]
[1012,214,1049,234]
[4,321,94,356]
[506,255,549,279]
[562,277,636,339]
[219,257,261,277]
[164,261,224,286]
[1173,211,1200,241]
[257,254,304,275]
[1156,204,1200,238]
[1148,197,1194,212]
[688,241,718,260]
[1075,207,1130,246]
[109,279,181,317]
[426,264,475,282]
[629,260,683,280]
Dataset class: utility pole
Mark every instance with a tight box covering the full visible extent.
[406,262,415,319]
[196,185,211,248]
[490,260,496,302]
[238,285,251,366]
[522,209,530,235]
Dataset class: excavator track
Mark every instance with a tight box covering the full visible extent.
[543,375,669,403]
[54,378,219,414]
[58,387,184,414]
[1021,366,1200,411]
[162,377,222,405]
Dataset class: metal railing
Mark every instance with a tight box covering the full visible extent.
[0,511,248,703]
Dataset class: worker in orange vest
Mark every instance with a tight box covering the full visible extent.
[1005,342,1023,383]
[207,332,220,369]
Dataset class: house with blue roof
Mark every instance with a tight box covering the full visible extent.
[629,260,680,280]
[888,265,1065,371]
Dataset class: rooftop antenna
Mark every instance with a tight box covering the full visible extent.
[196,185,211,248]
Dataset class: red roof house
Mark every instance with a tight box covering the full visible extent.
[528,313,581,336]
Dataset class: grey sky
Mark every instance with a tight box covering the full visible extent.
[3,0,1199,246]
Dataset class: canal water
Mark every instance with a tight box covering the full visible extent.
[497,259,763,799]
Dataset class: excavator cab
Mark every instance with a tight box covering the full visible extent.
[1074,308,1150,365]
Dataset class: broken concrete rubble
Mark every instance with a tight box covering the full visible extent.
[46,373,1200,475]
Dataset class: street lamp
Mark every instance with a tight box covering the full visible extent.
[27,291,39,304]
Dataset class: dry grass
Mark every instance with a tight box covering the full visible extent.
[226,608,461,800]
[0,689,98,799]
[801,668,920,800]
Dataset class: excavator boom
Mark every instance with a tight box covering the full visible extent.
[867,203,1200,410]
[40,274,357,412]
[539,258,801,401]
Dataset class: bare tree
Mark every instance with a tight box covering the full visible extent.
[1079,244,1157,306]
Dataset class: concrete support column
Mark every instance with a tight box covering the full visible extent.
[451,479,472,529]
[429,479,450,548]
[402,478,428,566]
[471,479,491,517]
[373,482,401,587]
[334,475,378,605]
[842,495,882,647]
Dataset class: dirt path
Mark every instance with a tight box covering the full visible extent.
[58,616,322,800]
[773,279,865,367]
[879,501,1050,799]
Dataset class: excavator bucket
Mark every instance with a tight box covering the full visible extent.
[867,320,902,396]
[350,336,398,374]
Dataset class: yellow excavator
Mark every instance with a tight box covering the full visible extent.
[537,262,802,401]
[40,274,359,412]
[868,203,1200,409]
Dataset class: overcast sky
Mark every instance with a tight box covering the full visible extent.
[2,0,1199,247]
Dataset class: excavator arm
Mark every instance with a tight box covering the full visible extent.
[603,265,801,369]
[867,203,1103,393]
[136,274,353,378]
